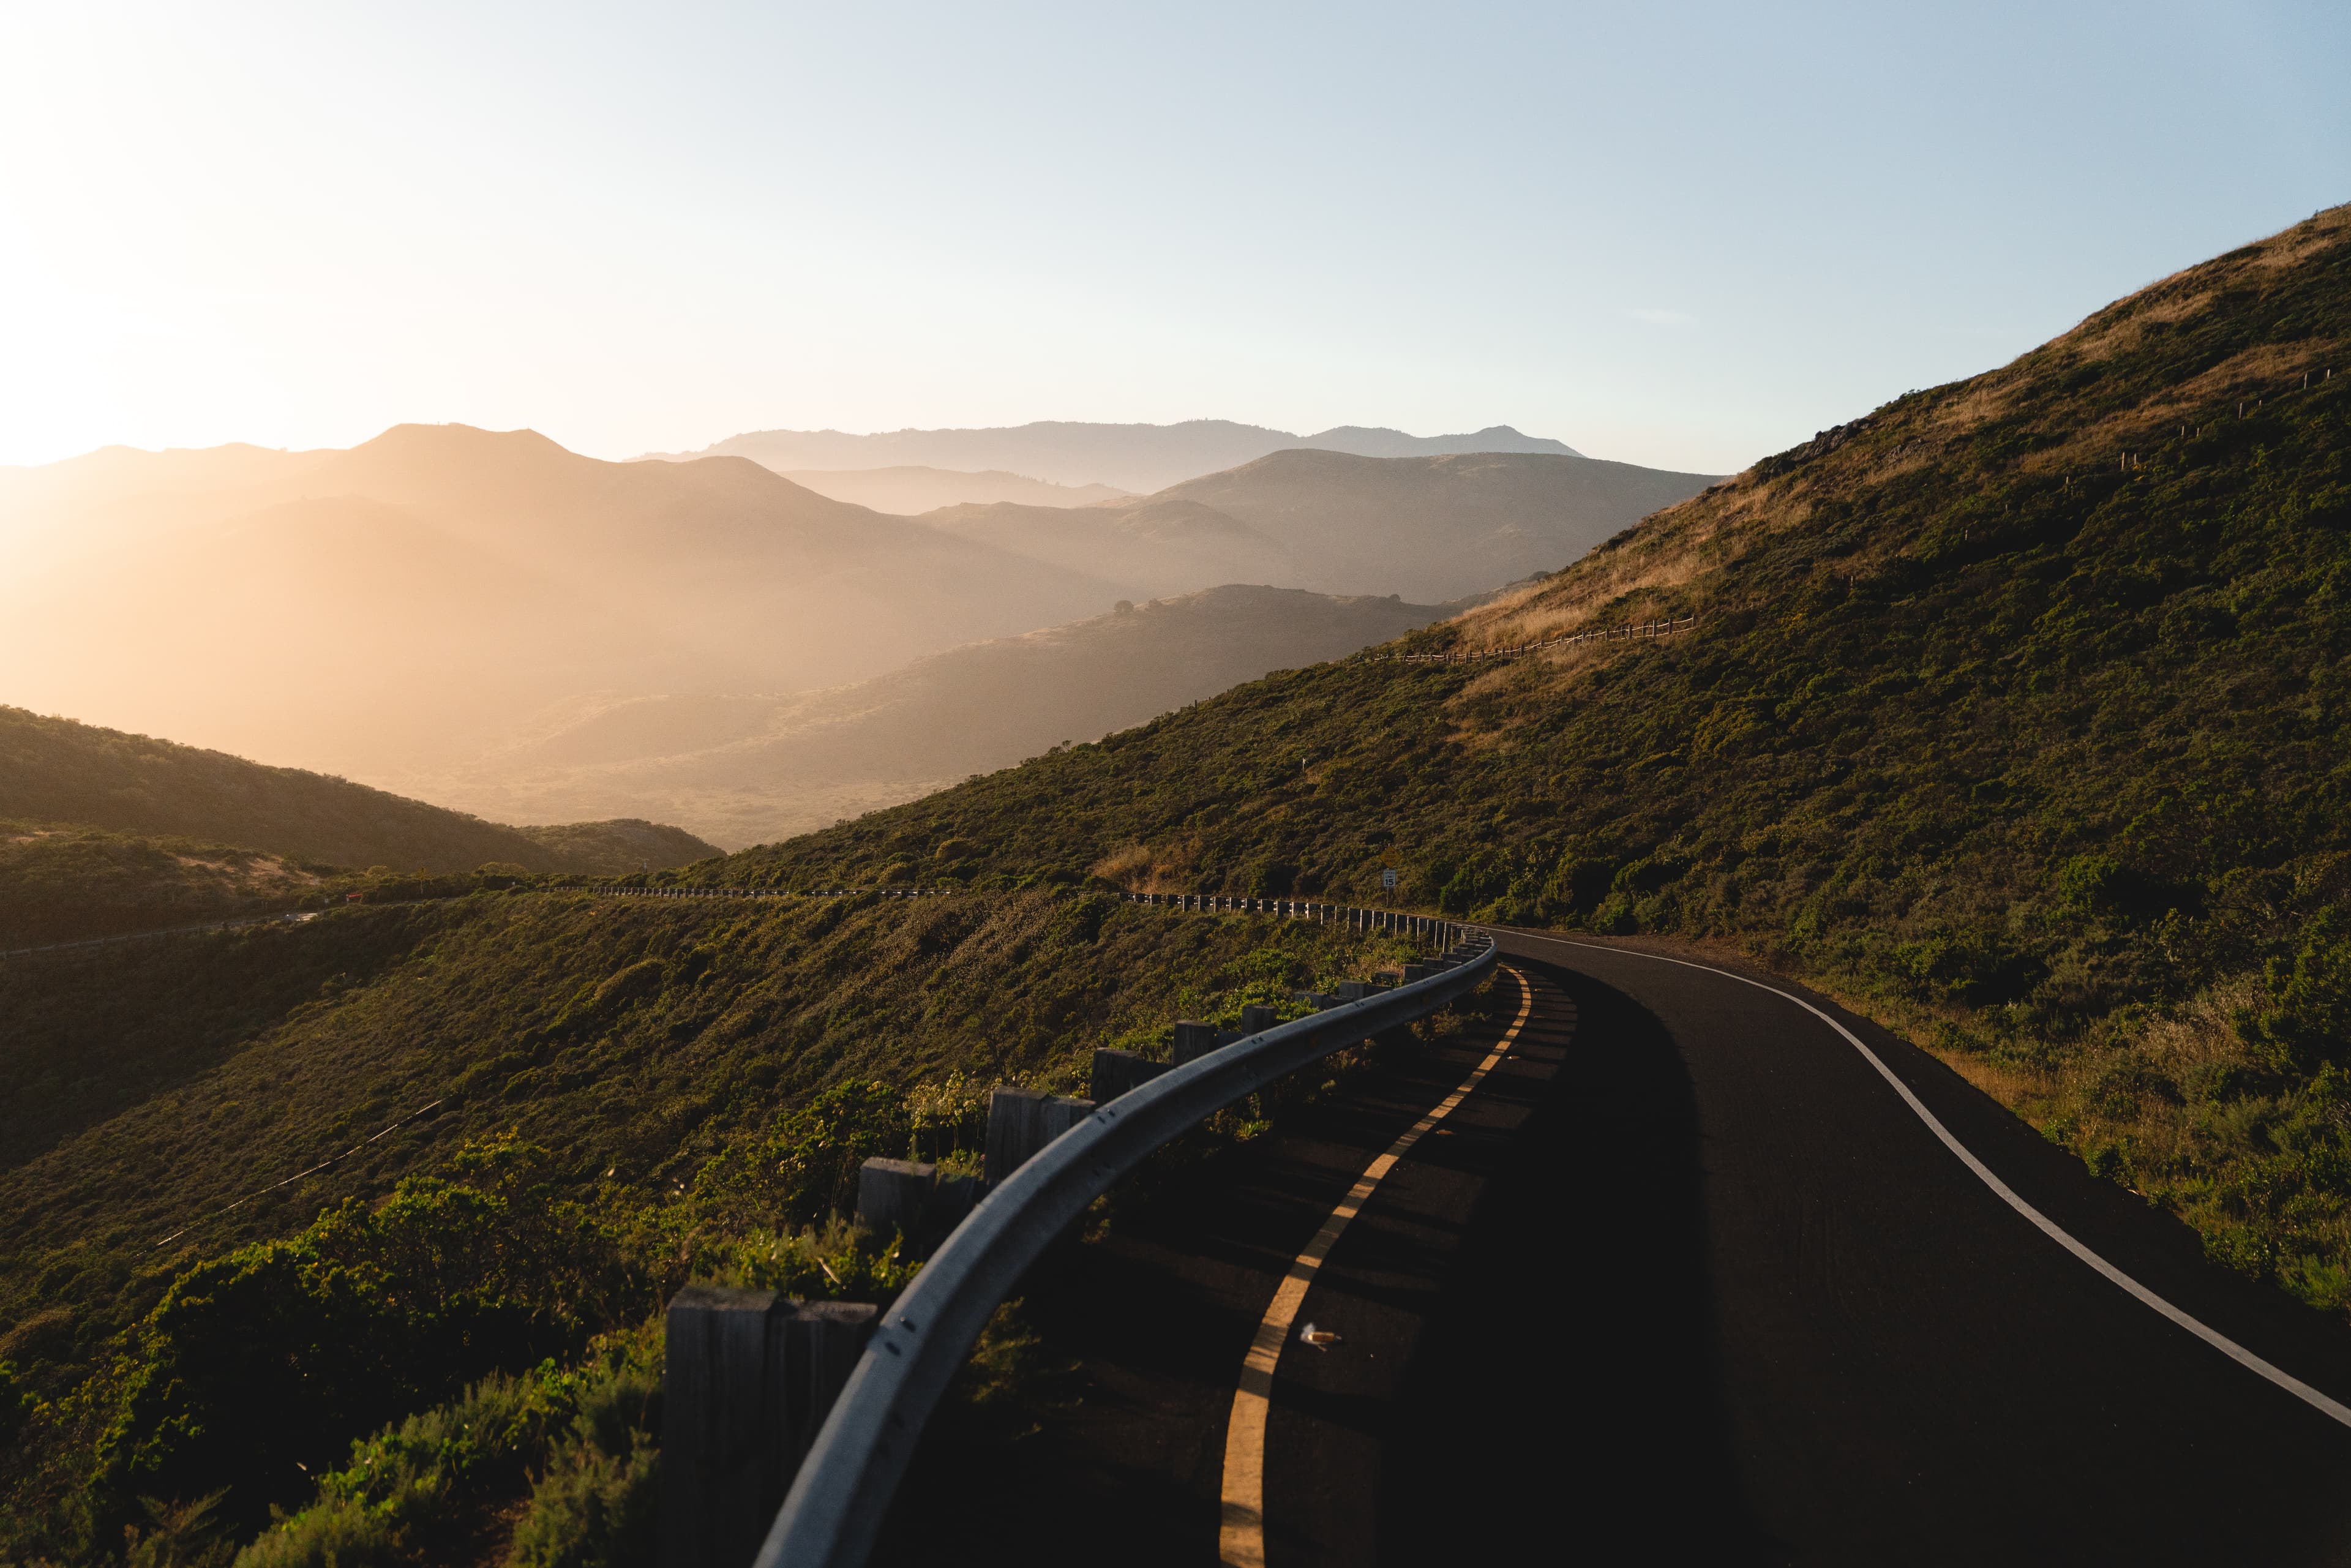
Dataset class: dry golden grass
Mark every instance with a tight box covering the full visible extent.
[1939,1051,2058,1114]
[2133,978,2262,1082]
[1089,839,1197,892]
[2020,337,2344,472]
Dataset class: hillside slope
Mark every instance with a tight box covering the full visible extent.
[410,585,1466,846]
[0,889,1415,1556]
[718,204,2351,1307]
[651,419,1583,492]
[0,708,717,874]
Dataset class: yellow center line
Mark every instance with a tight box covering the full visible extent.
[1217,966,1536,1567]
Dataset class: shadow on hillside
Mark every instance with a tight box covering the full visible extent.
[0,914,433,1173]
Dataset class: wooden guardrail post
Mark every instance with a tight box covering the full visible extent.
[663,1287,878,1568]
[984,1087,1096,1187]
[855,1159,980,1255]
[1092,1048,1169,1103]
[1171,1019,1220,1065]
[856,1158,936,1237]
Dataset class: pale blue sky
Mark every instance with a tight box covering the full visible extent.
[2,1,2344,475]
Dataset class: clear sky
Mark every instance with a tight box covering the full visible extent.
[2,1,2344,476]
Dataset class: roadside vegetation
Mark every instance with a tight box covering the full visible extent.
[0,888,1419,1564]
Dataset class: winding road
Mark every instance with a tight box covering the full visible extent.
[877,931,2351,1566]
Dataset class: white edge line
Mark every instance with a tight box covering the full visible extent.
[1518,931,2351,1430]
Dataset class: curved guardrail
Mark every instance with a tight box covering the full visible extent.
[753,926,1498,1568]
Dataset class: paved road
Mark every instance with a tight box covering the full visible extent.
[881,934,2351,1564]
[1446,931,2351,1564]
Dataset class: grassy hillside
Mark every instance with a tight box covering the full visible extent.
[0,708,716,879]
[0,890,1415,1559]
[710,205,2351,1307]
[0,824,342,950]
[419,585,1468,847]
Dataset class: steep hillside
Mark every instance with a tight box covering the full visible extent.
[0,426,1122,779]
[410,586,1465,846]
[715,206,2351,1307]
[779,465,1131,512]
[651,419,1582,493]
[925,450,1717,603]
[0,708,718,875]
[0,890,1416,1557]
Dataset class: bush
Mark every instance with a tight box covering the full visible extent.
[99,1138,626,1536]
[2239,908,2351,1071]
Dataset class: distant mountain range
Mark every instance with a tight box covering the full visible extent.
[0,426,1130,779]
[0,426,1711,792]
[778,465,1132,513]
[407,584,1472,846]
[928,448,1720,603]
[642,419,1584,493]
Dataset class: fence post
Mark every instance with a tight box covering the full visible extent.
[984,1087,1095,1187]
[855,1158,936,1237]
[662,1288,878,1568]
[1092,1048,1170,1103]
[983,1088,1046,1188]
[1172,1019,1220,1065]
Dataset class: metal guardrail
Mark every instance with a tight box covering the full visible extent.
[753,922,1497,1568]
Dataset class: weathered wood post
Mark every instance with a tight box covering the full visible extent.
[1092,1048,1170,1103]
[1172,1019,1220,1065]
[856,1158,936,1237]
[855,1158,978,1255]
[662,1288,878,1568]
[984,1087,1096,1187]
[1240,1003,1277,1035]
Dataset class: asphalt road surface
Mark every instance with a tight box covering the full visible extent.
[879,933,2351,1566]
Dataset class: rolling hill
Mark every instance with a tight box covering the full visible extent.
[924,449,1719,603]
[403,585,1469,846]
[0,425,1125,779]
[648,419,1584,493]
[0,707,718,875]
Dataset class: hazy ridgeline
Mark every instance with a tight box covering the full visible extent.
[644,416,1586,494]
[413,585,1477,847]
[0,425,1707,844]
